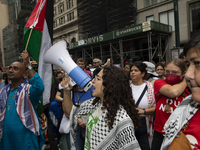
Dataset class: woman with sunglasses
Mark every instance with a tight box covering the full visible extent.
[68,66,141,150]
[151,58,190,150]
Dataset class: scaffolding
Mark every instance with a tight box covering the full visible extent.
[69,21,172,67]
[77,0,137,40]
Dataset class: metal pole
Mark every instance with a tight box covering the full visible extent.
[148,32,152,61]
[159,34,162,61]
[174,0,180,47]
[110,42,113,66]
[119,39,124,68]
[91,46,93,60]
[100,44,103,61]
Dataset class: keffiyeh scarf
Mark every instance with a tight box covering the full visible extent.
[161,95,200,150]
[0,79,40,139]
[145,81,156,145]
[70,98,141,150]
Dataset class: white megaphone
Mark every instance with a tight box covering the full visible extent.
[43,41,93,92]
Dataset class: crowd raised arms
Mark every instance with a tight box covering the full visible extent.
[1,33,200,150]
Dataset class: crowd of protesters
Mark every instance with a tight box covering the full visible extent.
[0,32,200,150]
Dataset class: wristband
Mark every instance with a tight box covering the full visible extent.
[27,64,32,70]
[143,108,146,114]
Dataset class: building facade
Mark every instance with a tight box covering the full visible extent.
[68,0,200,66]
[1,0,35,67]
[53,0,78,45]
[77,0,137,40]
[0,0,9,67]
[137,0,200,61]
[68,0,139,66]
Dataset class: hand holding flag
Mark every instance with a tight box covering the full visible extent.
[22,0,53,105]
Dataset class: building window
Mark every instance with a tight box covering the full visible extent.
[144,0,157,7]
[189,1,200,37]
[152,0,157,5]
[66,0,73,9]
[146,15,154,21]
[60,4,64,13]
[159,10,175,31]
[144,0,150,7]
[67,14,69,21]
[72,12,74,19]
[69,0,71,8]
[60,17,65,25]
[71,37,76,43]
[53,20,57,28]
[66,1,68,9]
[53,8,56,16]
[58,4,64,14]
[69,13,71,21]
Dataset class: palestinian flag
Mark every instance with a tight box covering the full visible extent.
[22,0,53,105]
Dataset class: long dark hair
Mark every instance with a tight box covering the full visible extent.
[93,66,140,129]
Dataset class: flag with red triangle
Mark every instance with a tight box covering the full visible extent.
[22,0,53,105]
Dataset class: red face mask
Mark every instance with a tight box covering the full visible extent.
[165,74,181,85]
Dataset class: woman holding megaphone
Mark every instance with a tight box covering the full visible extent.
[62,66,141,150]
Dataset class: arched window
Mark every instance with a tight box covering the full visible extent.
[71,38,76,43]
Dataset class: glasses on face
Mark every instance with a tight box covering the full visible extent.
[94,62,99,64]
[165,70,181,75]
[94,75,102,81]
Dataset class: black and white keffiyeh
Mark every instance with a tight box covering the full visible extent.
[70,98,141,150]
[161,95,200,150]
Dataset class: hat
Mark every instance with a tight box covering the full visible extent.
[143,61,158,76]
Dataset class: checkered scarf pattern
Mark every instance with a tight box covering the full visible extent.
[0,79,40,139]
[145,81,156,145]
[70,98,141,150]
[161,95,200,150]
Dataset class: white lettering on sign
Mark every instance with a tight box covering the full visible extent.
[84,35,104,45]
[116,26,141,36]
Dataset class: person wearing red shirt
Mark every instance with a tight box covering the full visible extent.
[161,32,200,150]
[151,58,190,150]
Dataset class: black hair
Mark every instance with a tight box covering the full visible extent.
[155,62,165,70]
[184,31,200,56]
[92,66,140,129]
[131,62,147,76]
[56,71,63,77]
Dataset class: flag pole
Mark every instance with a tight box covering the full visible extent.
[25,0,43,52]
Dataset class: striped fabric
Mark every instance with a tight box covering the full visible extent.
[0,79,40,139]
